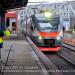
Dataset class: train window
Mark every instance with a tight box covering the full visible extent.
[37,18,59,32]
[38,19,59,28]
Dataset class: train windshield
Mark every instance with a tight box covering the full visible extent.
[38,18,59,32]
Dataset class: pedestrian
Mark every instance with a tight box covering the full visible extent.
[0,29,10,73]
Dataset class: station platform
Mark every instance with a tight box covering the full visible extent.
[0,38,47,75]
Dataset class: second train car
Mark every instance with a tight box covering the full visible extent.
[23,11,63,51]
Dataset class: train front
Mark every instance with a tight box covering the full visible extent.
[35,12,62,51]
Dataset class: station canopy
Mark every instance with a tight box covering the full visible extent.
[0,0,28,10]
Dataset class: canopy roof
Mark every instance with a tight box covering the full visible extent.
[0,0,28,10]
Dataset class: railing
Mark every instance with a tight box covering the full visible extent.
[63,32,75,46]
[64,32,75,39]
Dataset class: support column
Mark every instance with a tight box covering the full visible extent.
[0,7,5,74]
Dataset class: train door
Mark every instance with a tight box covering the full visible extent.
[58,19,63,37]
[30,18,35,38]
[22,20,26,35]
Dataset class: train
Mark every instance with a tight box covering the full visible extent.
[23,11,63,51]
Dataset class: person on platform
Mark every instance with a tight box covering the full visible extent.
[0,29,11,73]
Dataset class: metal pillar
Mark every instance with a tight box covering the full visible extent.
[0,7,5,74]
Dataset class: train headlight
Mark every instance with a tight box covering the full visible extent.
[37,36,43,43]
[38,36,42,40]
[56,37,60,40]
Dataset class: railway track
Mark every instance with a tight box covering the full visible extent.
[57,43,75,65]
[62,42,75,52]
[44,45,75,75]
[57,49,75,66]
[46,52,75,75]
[59,42,75,66]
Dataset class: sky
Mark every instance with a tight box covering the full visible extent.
[28,0,74,5]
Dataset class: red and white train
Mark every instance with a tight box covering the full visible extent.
[23,11,63,51]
